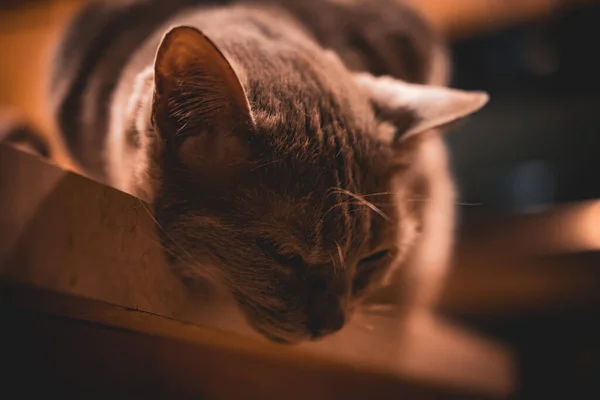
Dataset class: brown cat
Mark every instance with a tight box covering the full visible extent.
[49,0,488,343]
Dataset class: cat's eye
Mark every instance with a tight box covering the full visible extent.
[353,250,391,294]
[256,238,304,269]
[359,250,390,265]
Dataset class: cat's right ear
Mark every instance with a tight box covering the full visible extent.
[354,73,488,142]
[153,26,254,170]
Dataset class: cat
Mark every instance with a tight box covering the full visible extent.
[49,0,488,344]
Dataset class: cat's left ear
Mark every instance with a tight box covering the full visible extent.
[354,73,489,141]
[153,26,254,170]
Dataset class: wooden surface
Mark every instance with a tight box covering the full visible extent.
[3,282,495,399]
[441,203,600,316]
[0,143,515,398]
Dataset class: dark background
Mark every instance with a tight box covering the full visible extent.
[450,3,600,217]
[448,3,600,398]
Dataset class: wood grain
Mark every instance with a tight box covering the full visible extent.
[3,282,500,399]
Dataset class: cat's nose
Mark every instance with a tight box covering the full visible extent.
[307,302,346,339]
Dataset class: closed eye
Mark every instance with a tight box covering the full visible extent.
[256,238,304,269]
[359,250,390,264]
[353,249,391,294]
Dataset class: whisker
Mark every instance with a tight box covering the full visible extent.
[358,303,406,319]
[362,304,395,313]
[333,240,345,274]
[408,198,483,207]
[341,198,482,207]
[138,230,198,272]
[363,323,375,331]
[322,201,348,219]
[457,202,483,207]
[328,187,391,222]
[360,192,397,198]
[334,189,483,208]
[137,199,204,268]
[352,320,377,332]
[250,157,284,171]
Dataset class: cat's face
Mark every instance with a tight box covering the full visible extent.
[151,27,488,343]
[156,105,405,343]
[157,135,402,343]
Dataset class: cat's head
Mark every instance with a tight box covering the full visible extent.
[150,26,488,343]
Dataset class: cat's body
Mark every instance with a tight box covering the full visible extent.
[49,0,487,343]
[50,0,449,182]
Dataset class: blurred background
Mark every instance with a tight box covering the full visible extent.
[444,3,600,398]
[2,0,600,398]
[450,2,600,215]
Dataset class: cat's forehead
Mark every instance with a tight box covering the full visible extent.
[249,82,382,156]
[247,81,394,197]
[242,133,396,257]
[243,43,376,132]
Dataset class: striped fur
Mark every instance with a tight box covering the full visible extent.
[49,0,449,181]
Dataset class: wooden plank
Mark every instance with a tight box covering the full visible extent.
[1,281,500,400]
[0,143,515,397]
[443,250,600,317]
[440,203,600,316]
